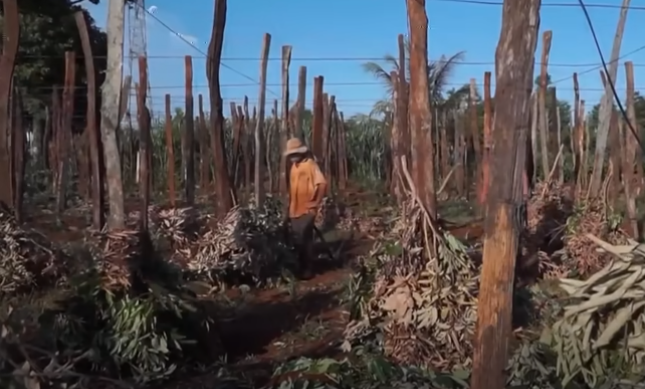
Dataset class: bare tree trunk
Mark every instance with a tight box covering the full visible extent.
[100,0,126,229]
[0,0,19,207]
[589,0,631,196]
[207,0,236,214]
[254,33,271,206]
[471,0,540,388]
[537,31,552,180]
[406,0,436,217]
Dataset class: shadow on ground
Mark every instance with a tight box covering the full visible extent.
[219,288,342,359]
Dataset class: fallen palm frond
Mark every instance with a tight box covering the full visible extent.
[0,201,69,297]
[549,234,645,388]
[191,195,296,284]
[343,157,478,370]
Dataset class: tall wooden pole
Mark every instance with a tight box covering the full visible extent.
[471,2,541,389]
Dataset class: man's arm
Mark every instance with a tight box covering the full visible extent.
[309,161,327,209]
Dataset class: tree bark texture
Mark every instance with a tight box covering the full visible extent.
[100,0,126,229]
[207,0,235,214]
[406,0,436,218]
[589,0,631,196]
[471,2,541,389]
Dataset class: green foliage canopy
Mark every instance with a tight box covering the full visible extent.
[0,0,107,118]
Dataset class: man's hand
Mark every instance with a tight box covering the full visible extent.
[306,200,320,214]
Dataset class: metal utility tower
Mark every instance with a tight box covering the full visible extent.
[126,0,152,119]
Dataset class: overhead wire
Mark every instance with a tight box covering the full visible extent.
[434,0,645,10]
[575,0,643,152]
[551,44,645,85]
[19,83,639,92]
[131,1,280,98]
[17,53,645,68]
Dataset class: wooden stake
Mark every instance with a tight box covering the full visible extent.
[471,1,540,388]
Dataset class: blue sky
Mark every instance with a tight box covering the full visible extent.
[84,0,645,118]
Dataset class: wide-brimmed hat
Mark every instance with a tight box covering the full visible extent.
[283,137,308,156]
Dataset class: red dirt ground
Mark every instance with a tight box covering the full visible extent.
[21,191,380,367]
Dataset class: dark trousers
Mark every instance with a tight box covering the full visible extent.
[290,213,315,271]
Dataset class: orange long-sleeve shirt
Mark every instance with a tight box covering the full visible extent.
[288,157,327,218]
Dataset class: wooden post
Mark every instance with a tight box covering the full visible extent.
[538,30,552,180]
[254,33,271,206]
[198,94,209,191]
[270,99,279,193]
[184,55,195,204]
[75,11,103,229]
[572,73,583,192]
[322,93,330,176]
[471,1,540,389]
[470,78,482,208]
[406,0,436,217]
[164,95,176,206]
[481,71,492,206]
[56,51,75,214]
[624,61,639,238]
[335,110,347,190]
[207,0,236,214]
[295,66,307,142]
[589,0,631,197]
[0,0,18,207]
[397,34,410,168]
[454,111,465,197]
[391,71,402,201]
[137,56,150,230]
[229,103,240,187]
[311,76,324,161]
[11,87,25,221]
[242,97,251,195]
[279,45,292,196]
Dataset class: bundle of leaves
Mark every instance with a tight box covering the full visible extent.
[343,193,478,371]
[0,201,69,298]
[268,352,469,389]
[191,195,296,285]
[563,198,627,277]
[524,182,573,278]
[548,234,645,388]
[131,206,209,266]
[0,229,219,388]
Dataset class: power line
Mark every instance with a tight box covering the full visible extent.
[433,0,645,10]
[131,1,280,98]
[575,0,643,152]
[551,44,645,85]
[19,82,645,91]
[17,53,645,68]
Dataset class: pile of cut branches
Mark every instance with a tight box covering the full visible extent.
[549,234,645,388]
[127,205,208,266]
[191,195,296,285]
[1,228,219,388]
[344,160,478,370]
[0,201,69,297]
[563,197,627,278]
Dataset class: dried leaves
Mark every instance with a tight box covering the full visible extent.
[191,195,296,283]
[0,202,68,297]
[344,196,478,370]
[564,199,628,277]
[91,229,146,291]
[549,235,645,387]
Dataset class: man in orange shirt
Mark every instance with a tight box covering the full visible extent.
[283,137,327,278]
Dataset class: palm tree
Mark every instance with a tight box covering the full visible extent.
[362,38,468,118]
